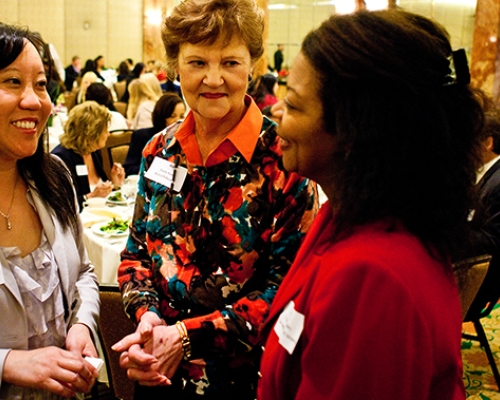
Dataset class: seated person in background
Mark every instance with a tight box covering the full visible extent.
[93,55,106,82]
[116,60,130,82]
[44,58,66,104]
[465,100,500,320]
[121,62,145,103]
[250,73,279,111]
[79,59,95,79]
[65,55,81,91]
[127,72,163,130]
[85,82,130,131]
[75,71,98,104]
[124,92,185,176]
[51,101,125,210]
[161,72,183,98]
[42,42,66,104]
[0,22,100,399]
[126,58,134,70]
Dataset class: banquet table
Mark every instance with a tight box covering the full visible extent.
[81,204,133,283]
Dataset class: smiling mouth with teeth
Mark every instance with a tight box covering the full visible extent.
[13,121,36,129]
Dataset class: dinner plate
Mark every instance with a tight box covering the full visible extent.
[91,221,129,238]
[80,207,122,228]
[106,191,128,206]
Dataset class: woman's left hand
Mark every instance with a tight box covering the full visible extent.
[110,162,125,187]
[65,323,98,359]
[64,323,100,393]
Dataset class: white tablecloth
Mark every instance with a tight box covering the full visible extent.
[81,206,133,283]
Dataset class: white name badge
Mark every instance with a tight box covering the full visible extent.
[144,157,187,192]
[76,164,88,176]
[274,300,305,355]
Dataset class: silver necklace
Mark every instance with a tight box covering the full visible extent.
[0,174,18,230]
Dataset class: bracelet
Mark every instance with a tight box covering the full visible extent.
[175,321,192,361]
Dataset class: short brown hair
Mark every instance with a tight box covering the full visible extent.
[162,0,264,76]
[60,101,111,155]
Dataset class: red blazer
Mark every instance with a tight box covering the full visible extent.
[258,203,465,400]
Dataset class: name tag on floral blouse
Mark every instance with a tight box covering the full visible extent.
[145,157,187,192]
[274,300,305,355]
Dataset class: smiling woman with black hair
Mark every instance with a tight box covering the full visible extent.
[0,22,100,398]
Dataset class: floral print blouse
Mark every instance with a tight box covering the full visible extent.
[118,105,318,397]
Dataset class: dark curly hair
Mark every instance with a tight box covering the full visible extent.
[0,22,78,230]
[301,10,484,262]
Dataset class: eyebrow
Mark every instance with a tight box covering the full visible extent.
[285,85,299,98]
[183,54,247,61]
[0,66,46,76]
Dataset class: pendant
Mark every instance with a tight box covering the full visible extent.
[6,218,11,230]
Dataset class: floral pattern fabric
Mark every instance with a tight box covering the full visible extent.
[118,115,318,397]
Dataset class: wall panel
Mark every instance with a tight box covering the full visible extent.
[107,0,143,68]
[268,0,477,70]
[64,0,108,69]
[0,0,19,24]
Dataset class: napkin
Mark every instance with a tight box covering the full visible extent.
[80,207,122,228]
[85,356,104,372]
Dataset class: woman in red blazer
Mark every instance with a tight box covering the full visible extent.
[258,9,484,400]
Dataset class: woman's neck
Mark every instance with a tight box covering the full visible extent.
[0,163,19,185]
[193,102,247,140]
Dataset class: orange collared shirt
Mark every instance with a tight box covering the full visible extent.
[174,95,263,167]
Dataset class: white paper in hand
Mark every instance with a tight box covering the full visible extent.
[85,356,104,372]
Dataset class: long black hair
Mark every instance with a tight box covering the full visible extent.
[0,23,78,230]
[301,10,484,262]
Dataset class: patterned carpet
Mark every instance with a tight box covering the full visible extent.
[87,305,500,399]
[463,304,500,399]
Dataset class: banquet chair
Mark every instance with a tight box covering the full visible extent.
[97,283,136,400]
[113,101,127,117]
[100,129,133,178]
[114,80,127,102]
[453,254,491,320]
[454,255,500,390]
[64,91,76,112]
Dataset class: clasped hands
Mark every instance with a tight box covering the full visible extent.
[112,311,184,386]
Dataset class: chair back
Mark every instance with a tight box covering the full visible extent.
[464,251,500,321]
[114,101,127,117]
[100,129,133,177]
[64,92,77,112]
[114,81,127,101]
[453,254,491,320]
[98,283,135,400]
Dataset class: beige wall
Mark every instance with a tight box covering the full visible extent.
[0,0,477,72]
[268,0,477,70]
[0,0,144,69]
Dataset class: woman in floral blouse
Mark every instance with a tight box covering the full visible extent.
[112,0,318,399]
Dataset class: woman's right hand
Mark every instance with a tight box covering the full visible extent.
[2,347,98,398]
[88,181,113,199]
